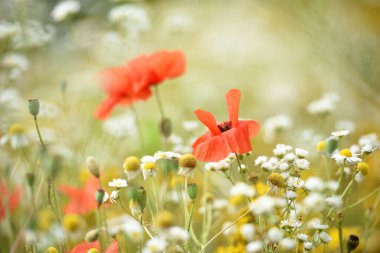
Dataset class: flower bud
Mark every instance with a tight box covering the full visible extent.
[26,172,35,188]
[123,156,140,171]
[28,99,40,117]
[95,189,105,206]
[187,183,197,201]
[326,138,338,154]
[87,156,100,178]
[160,117,172,138]
[346,234,359,252]
[85,229,99,242]
[316,141,326,152]
[268,173,285,188]
[156,211,174,229]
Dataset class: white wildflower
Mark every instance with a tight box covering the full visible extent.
[296,233,308,242]
[255,156,268,166]
[295,158,310,170]
[267,227,283,242]
[229,183,255,198]
[305,177,324,192]
[246,241,263,253]
[182,121,199,132]
[51,0,81,22]
[319,231,332,244]
[304,241,314,251]
[240,224,255,241]
[168,226,189,242]
[325,195,343,208]
[143,238,167,253]
[295,148,309,158]
[280,238,296,250]
[287,177,305,189]
[108,178,127,188]
[273,144,292,157]
[331,130,350,138]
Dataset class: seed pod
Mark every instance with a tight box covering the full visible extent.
[160,117,172,138]
[187,183,198,201]
[28,99,40,117]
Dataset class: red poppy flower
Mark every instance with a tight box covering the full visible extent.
[59,176,98,215]
[68,240,119,253]
[95,50,186,119]
[0,182,22,221]
[192,89,260,162]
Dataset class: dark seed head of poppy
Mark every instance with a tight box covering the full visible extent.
[218,121,233,132]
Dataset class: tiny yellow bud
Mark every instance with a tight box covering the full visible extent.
[316,141,326,152]
[179,154,197,169]
[268,173,286,188]
[357,162,369,175]
[156,211,174,229]
[63,214,82,232]
[45,247,59,253]
[143,162,156,170]
[123,156,141,171]
[9,123,25,135]
[87,248,100,253]
[339,149,352,157]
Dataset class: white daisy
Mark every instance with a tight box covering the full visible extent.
[108,179,127,188]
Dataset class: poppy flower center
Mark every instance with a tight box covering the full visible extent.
[218,121,233,132]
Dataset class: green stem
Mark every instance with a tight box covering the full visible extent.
[130,104,145,151]
[187,202,195,232]
[97,206,104,253]
[338,221,344,253]
[235,153,246,182]
[154,86,165,118]
[33,116,46,150]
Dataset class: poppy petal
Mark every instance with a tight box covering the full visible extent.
[147,50,186,83]
[94,96,124,120]
[98,67,132,95]
[193,134,230,162]
[105,241,119,253]
[67,241,100,253]
[241,120,260,138]
[225,89,241,127]
[194,109,221,135]
[222,124,252,154]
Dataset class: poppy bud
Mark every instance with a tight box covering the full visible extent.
[95,189,105,206]
[28,99,40,117]
[187,183,197,201]
[346,234,359,252]
[160,117,172,138]
[26,172,35,188]
[87,156,100,178]
[85,229,99,242]
[326,138,338,154]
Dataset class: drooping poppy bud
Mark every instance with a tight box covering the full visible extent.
[160,117,172,138]
[28,99,40,117]
[187,183,198,201]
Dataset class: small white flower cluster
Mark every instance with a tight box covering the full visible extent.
[50,0,81,22]
[108,5,150,34]
[307,92,340,116]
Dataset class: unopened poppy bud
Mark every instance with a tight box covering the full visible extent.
[26,172,35,188]
[95,189,105,206]
[268,173,285,188]
[357,162,369,175]
[326,138,338,154]
[346,234,359,252]
[187,183,197,201]
[87,156,100,178]
[156,211,174,229]
[123,156,140,171]
[44,247,59,253]
[28,99,40,117]
[160,117,172,138]
[85,229,99,242]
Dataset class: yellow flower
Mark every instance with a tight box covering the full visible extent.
[339,149,352,157]
[316,141,326,152]
[143,162,156,170]
[156,211,174,229]
[179,154,197,169]
[63,214,82,232]
[229,195,245,206]
[37,209,56,231]
[87,249,99,253]
[357,162,369,175]
[123,156,140,171]
[9,123,26,135]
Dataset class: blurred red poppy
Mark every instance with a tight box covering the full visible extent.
[95,50,186,119]
[68,240,119,253]
[192,89,260,162]
[59,176,98,215]
[0,182,22,221]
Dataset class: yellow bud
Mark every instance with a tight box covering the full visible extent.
[316,141,326,152]
[123,156,141,171]
[87,248,100,253]
[156,211,174,229]
[9,123,25,135]
[357,162,369,175]
[339,149,352,157]
[179,154,197,169]
[143,162,156,170]
[45,247,59,253]
[63,214,82,232]
[268,173,286,188]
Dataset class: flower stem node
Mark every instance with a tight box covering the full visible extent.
[346,234,360,252]
[28,99,40,117]
[86,156,101,178]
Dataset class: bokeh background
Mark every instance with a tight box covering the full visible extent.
[1,0,380,252]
